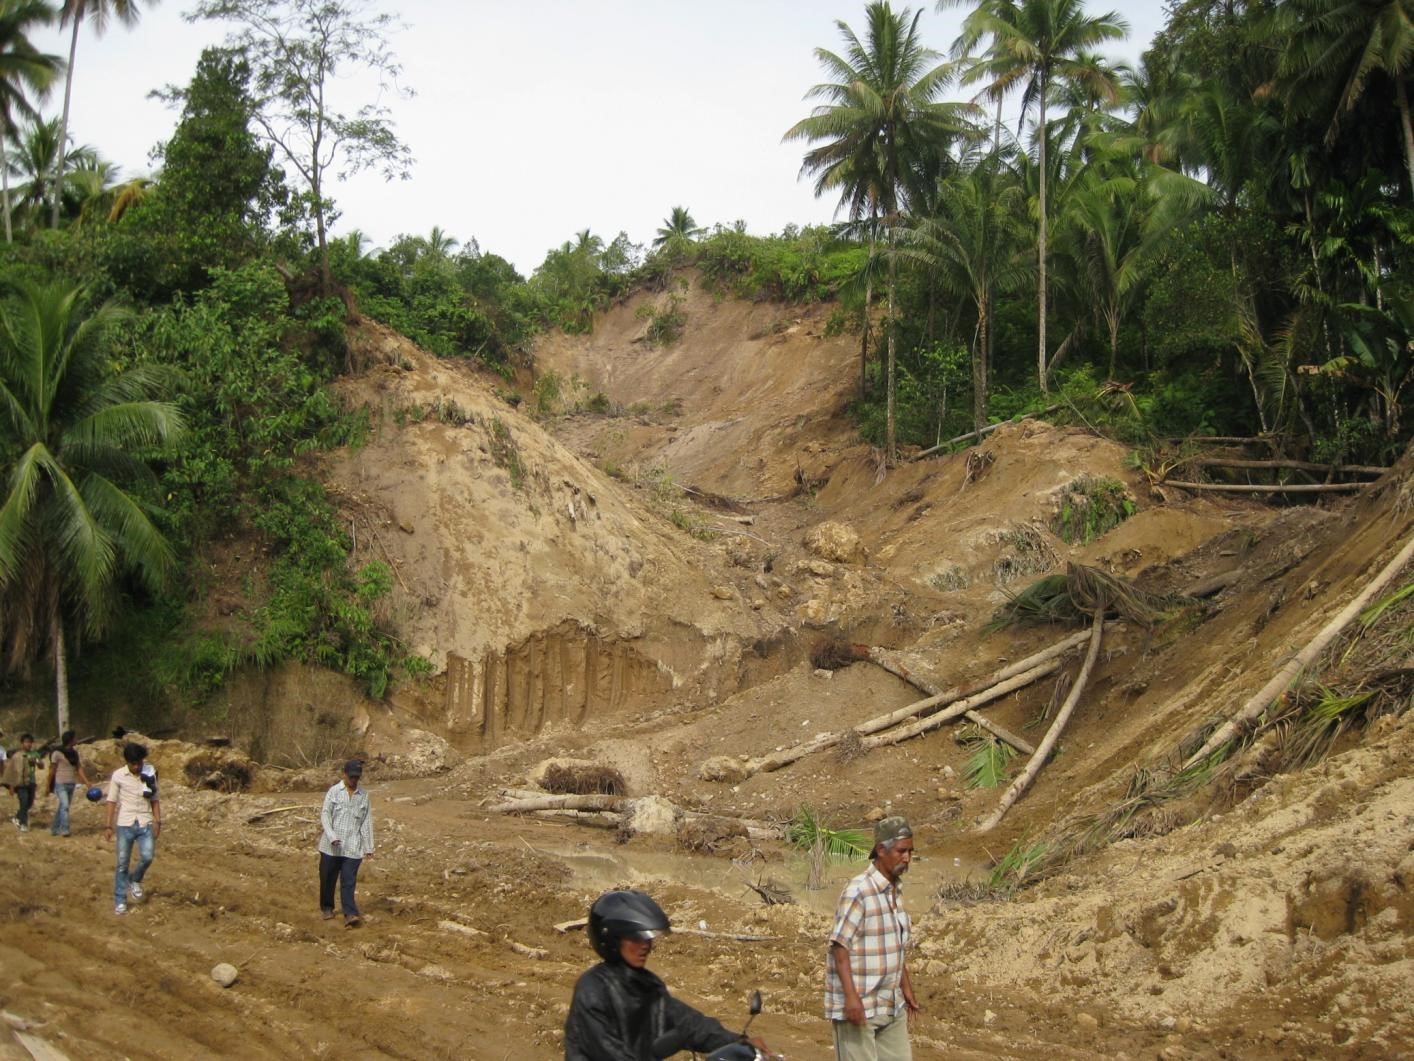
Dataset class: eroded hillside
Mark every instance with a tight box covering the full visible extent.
[2,283,1411,1059]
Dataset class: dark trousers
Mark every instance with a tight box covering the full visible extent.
[319,851,362,917]
[14,784,35,826]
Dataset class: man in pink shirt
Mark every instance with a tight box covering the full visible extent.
[104,743,162,915]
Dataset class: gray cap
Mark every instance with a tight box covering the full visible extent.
[874,816,912,847]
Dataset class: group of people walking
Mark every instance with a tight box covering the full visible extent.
[8,730,913,1060]
[2,731,161,915]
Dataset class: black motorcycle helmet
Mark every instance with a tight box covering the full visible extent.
[587,889,671,962]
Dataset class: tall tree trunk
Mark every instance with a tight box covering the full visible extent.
[53,616,69,736]
[1397,77,1414,199]
[50,17,81,230]
[860,271,873,401]
[973,289,989,433]
[1,136,12,244]
[886,243,898,462]
[1037,90,1050,394]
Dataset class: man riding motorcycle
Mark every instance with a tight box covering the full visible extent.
[564,889,777,1060]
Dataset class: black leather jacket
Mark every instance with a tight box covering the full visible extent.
[564,961,738,1060]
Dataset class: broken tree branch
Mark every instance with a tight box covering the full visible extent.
[246,805,306,824]
[1181,529,1414,770]
[976,608,1106,833]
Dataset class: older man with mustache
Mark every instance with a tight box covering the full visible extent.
[825,815,920,1061]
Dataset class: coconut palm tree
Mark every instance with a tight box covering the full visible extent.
[424,225,458,257]
[1277,0,1414,195]
[962,0,1127,392]
[6,114,96,226]
[652,206,704,249]
[50,0,149,228]
[0,0,60,243]
[907,158,1029,431]
[784,1,968,458]
[0,280,184,733]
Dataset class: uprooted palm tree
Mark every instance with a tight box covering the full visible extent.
[0,280,185,734]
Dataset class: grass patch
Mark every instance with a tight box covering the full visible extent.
[1052,477,1135,545]
[928,565,971,592]
[488,416,526,489]
[992,523,1058,585]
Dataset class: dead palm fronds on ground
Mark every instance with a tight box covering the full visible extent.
[957,724,1015,788]
[988,564,1184,631]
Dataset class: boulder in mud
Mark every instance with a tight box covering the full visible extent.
[677,815,748,853]
[211,963,239,988]
[698,755,751,783]
[804,521,864,564]
[622,795,681,836]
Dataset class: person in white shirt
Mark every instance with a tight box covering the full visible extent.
[104,743,161,915]
[318,759,374,927]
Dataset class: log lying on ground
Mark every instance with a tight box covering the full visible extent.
[704,630,1092,781]
[1163,480,1368,494]
[489,791,783,841]
[1181,529,1414,771]
[912,405,1061,461]
[1182,457,1387,476]
[554,918,777,942]
[859,661,1059,751]
[863,651,1037,755]
[486,794,625,814]
[976,609,1106,833]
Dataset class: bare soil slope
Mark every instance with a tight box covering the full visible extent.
[2,289,1411,1060]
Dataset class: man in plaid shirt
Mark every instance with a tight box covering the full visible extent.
[825,815,919,1060]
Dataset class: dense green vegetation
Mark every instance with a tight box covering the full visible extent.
[0,0,1407,734]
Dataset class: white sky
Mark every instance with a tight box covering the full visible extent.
[37,0,1169,276]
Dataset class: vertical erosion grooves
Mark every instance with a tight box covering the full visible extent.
[441,621,676,749]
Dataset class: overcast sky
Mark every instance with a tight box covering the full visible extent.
[37,0,1170,276]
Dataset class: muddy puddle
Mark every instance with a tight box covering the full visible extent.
[536,842,990,916]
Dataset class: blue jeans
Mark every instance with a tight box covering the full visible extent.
[319,852,362,917]
[50,783,75,835]
[114,823,156,907]
[14,783,35,826]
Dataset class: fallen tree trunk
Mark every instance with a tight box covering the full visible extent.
[976,609,1106,833]
[723,629,1093,779]
[1181,529,1414,770]
[486,794,625,814]
[1162,480,1368,494]
[1184,458,1387,476]
[528,810,622,828]
[554,918,777,942]
[913,406,1060,461]
[864,650,1036,755]
[859,661,1059,751]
